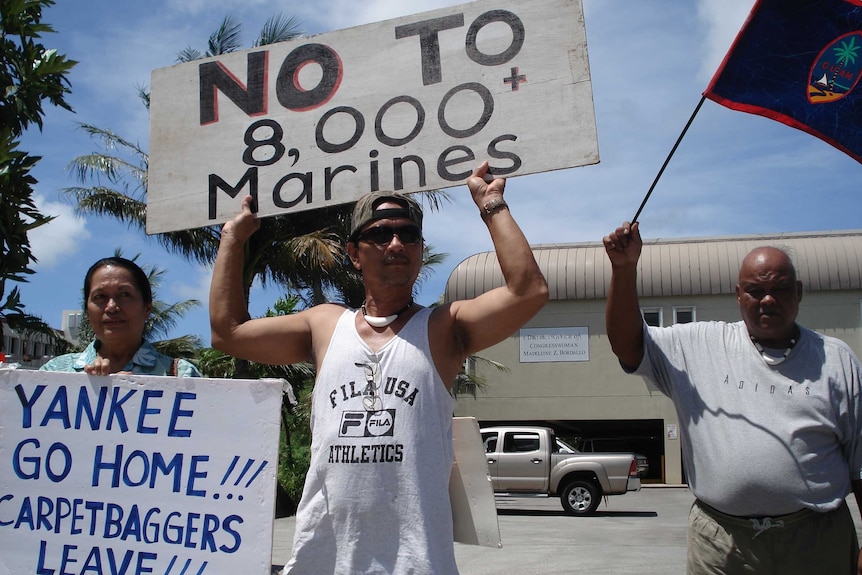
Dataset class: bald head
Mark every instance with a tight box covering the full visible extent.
[738,247,797,284]
[735,246,802,346]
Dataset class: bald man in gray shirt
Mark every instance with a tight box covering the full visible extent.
[604,221,862,575]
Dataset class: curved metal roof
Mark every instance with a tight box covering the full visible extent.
[444,230,862,302]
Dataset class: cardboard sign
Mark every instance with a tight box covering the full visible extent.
[0,370,283,575]
[147,0,597,234]
[450,417,501,548]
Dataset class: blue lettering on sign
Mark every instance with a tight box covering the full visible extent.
[14,384,198,437]
[92,445,209,496]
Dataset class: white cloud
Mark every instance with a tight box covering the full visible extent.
[28,195,90,268]
[172,264,213,305]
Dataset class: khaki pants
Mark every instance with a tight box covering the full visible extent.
[687,499,858,575]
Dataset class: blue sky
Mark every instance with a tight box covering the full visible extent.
[19,0,862,346]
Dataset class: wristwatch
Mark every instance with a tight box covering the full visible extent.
[481,197,509,219]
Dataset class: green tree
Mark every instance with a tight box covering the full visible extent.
[0,0,76,346]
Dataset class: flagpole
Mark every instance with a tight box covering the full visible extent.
[631,95,706,223]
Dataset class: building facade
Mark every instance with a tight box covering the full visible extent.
[447,230,862,484]
[1,321,65,368]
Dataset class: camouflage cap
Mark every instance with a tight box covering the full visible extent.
[349,192,423,241]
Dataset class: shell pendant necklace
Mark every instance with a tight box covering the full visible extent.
[750,335,797,366]
[362,299,413,328]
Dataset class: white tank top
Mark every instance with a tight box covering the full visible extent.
[284,307,458,575]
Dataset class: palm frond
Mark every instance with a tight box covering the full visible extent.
[255,14,302,46]
[148,299,202,340]
[76,124,148,162]
[155,227,221,265]
[208,15,243,56]
[176,47,204,63]
[65,153,146,188]
[62,186,147,227]
[451,355,509,397]
[135,84,150,110]
[413,189,452,212]
[286,230,345,273]
[417,243,448,288]
[152,335,203,359]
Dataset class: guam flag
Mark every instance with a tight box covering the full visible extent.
[705,0,862,163]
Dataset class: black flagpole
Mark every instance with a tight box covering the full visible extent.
[631,95,707,223]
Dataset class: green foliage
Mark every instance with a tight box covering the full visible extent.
[0,0,76,134]
[278,386,312,505]
[451,355,510,398]
[0,0,76,343]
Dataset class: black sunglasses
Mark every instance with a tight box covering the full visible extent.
[356,225,423,245]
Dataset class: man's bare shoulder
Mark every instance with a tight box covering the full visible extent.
[296,302,350,334]
[302,302,351,322]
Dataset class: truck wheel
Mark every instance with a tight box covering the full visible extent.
[561,480,601,515]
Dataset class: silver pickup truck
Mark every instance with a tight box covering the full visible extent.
[481,426,641,515]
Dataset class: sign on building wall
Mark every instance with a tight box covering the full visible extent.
[147,0,597,233]
[0,370,282,575]
[519,327,589,363]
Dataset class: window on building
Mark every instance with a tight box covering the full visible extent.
[641,307,662,327]
[674,306,695,324]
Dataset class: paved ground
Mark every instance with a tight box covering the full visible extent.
[270,487,862,574]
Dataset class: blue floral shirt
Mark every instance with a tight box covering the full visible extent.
[40,341,201,377]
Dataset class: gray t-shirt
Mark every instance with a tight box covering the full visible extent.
[633,320,862,516]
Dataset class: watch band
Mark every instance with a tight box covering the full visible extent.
[481,197,509,219]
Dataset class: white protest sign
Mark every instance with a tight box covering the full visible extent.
[147,0,597,234]
[449,417,500,548]
[0,370,282,575]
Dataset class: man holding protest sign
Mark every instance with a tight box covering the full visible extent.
[210,161,547,574]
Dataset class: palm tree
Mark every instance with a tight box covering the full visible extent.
[830,36,862,92]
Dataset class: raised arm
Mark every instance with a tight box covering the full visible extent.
[441,162,549,359]
[603,221,645,370]
[209,196,327,366]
